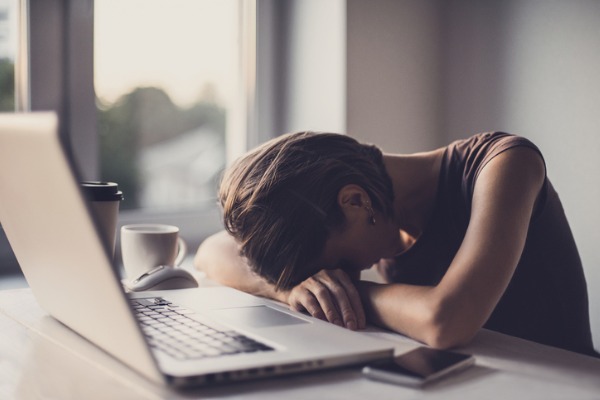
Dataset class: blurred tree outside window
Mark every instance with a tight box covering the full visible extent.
[0,0,15,112]
[0,59,13,111]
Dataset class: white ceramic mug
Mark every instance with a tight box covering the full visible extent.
[120,224,187,280]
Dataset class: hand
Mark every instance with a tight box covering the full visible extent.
[285,269,366,330]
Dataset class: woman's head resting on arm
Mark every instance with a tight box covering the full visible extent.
[219,131,398,291]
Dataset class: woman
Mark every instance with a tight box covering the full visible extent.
[195,131,596,356]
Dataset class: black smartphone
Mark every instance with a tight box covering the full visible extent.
[362,346,475,387]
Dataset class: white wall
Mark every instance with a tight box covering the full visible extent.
[279,0,346,134]
[347,0,443,153]
[501,0,600,352]
[347,0,600,350]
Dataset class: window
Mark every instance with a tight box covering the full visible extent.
[94,1,239,213]
[93,0,248,250]
[1,0,257,272]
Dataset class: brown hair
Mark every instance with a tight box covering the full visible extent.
[219,132,394,290]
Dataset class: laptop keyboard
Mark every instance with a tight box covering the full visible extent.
[131,297,274,360]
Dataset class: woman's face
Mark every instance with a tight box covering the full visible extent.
[315,211,401,274]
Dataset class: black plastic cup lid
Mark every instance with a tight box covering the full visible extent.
[81,181,123,201]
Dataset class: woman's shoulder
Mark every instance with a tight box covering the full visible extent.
[444,132,544,177]
[438,132,547,213]
[448,132,542,156]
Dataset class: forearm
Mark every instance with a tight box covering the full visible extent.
[194,231,288,303]
[357,281,433,340]
[357,281,475,349]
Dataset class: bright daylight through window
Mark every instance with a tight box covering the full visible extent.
[94,0,240,212]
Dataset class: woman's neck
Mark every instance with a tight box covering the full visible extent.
[382,148,444,237]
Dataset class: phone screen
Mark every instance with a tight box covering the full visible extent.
[363,346,475,387]
[376,347,472,379]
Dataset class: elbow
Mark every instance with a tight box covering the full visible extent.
[422,327,475,350]
[193,234,222,279]
[193,241,210,273]
[420,300,478,350]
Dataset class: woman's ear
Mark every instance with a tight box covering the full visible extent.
[337,184,370,216]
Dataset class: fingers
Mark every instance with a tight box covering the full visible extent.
[288,279,343,327]
[287,269,366,330]
[321,270,366,330]
[331,271,366,330]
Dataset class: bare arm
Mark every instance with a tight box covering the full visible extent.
[195,230,366,330]
[357,146,546,348]
[194,230,288,302]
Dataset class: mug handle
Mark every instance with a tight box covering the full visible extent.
[174,237,187,267]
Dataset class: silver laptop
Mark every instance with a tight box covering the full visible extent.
[0,112,393,388]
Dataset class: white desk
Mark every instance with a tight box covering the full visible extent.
[1,287,599,400]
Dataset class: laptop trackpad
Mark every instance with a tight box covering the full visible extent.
[211,306,309,328]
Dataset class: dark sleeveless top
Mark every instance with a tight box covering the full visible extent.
[378,132,596,356]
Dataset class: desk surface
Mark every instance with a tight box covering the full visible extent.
[1,287,599,400]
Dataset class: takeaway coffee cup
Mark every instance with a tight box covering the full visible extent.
[81,181,123,257]
[120,224,187,281]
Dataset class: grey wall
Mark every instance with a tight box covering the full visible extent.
[347,0,443,152]
[273,0,347,136]
[347,0,600,350]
